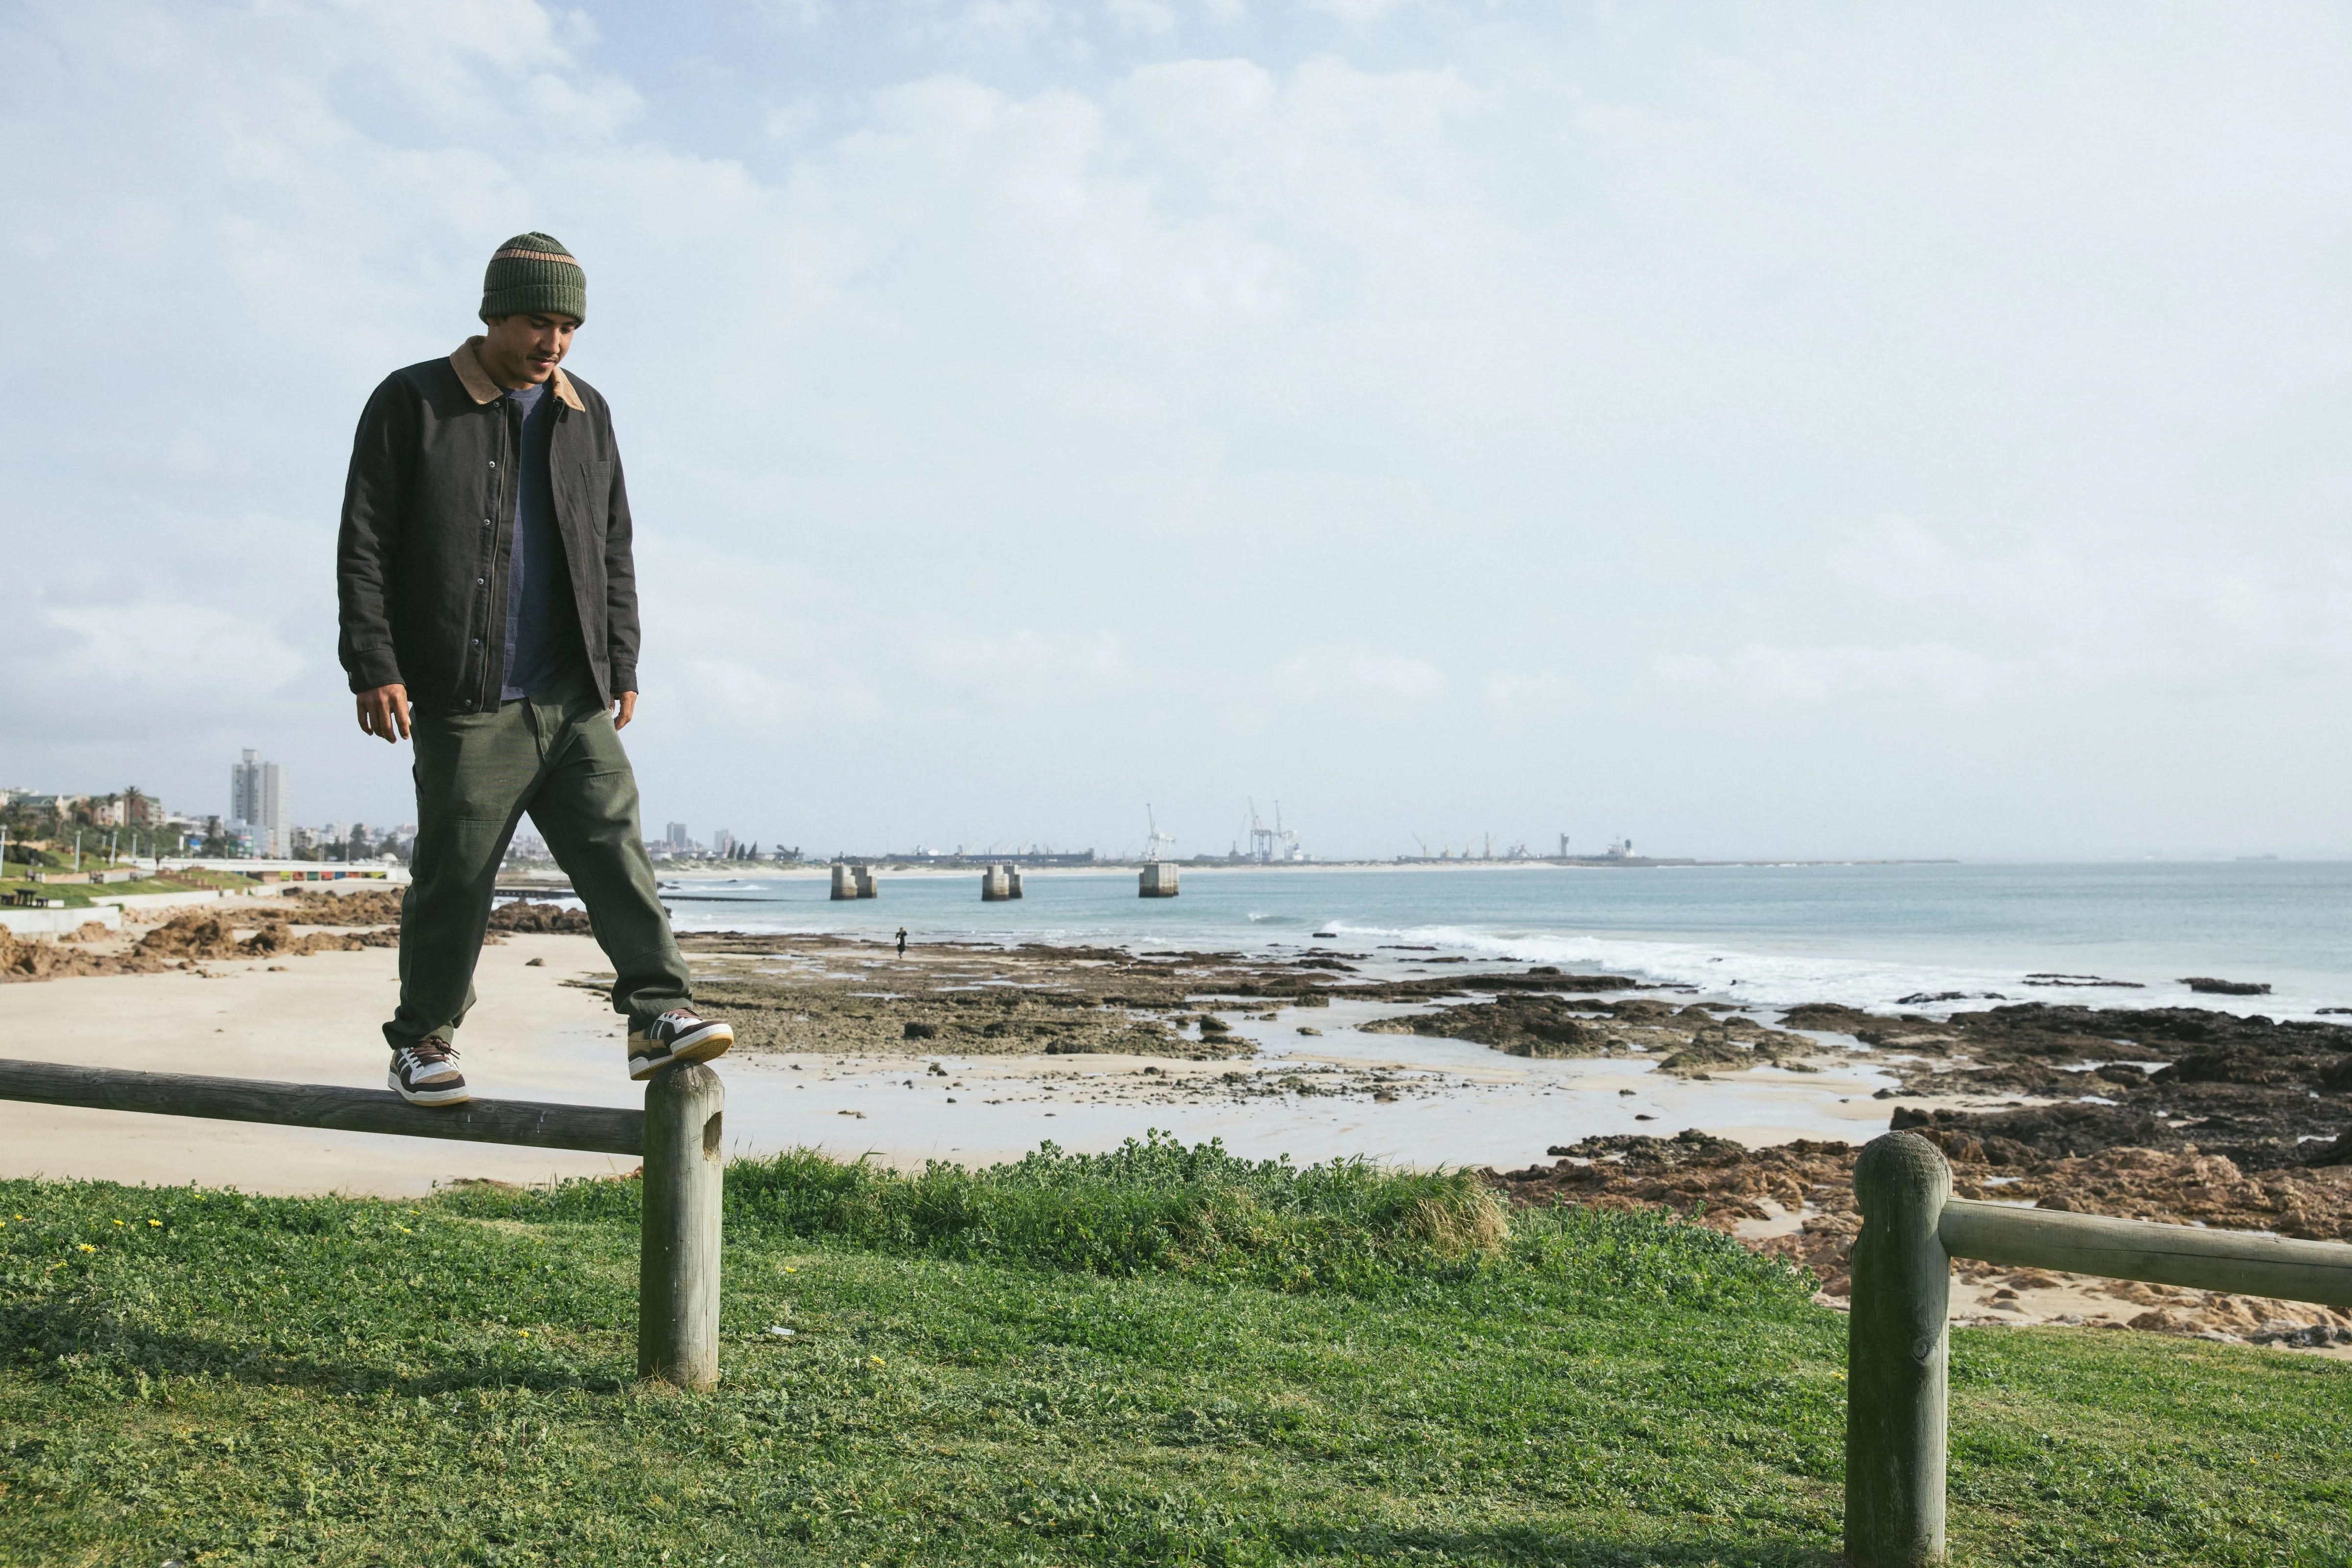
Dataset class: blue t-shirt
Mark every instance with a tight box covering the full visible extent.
[498,381,582,700]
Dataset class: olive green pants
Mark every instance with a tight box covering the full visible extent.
[386,671,690,1053]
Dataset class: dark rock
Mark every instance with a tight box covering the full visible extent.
[1548,1129,1750,1166]
[486,900,593,934]
[2154,1050,2302,1087]
[2180,977,2271,995]
[2023,973,2146,989]
[1778,1003,1885,1035]
[1891,1102,2174,1160]
[1360,995,1613,1056]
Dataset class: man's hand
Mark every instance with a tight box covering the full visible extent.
[357,684,411,743]
[614,691,637,730]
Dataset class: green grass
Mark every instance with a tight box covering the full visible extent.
[0,868,261,908]
[1,1137,2346,1567]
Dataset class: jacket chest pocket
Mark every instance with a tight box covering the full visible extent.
[557,456,612,541]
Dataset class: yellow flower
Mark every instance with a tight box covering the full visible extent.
[77,1243,95,1253]
[113,1219,124,1227]
[783,1265,797,1273]
[397,1226,413,1234]
[518,1330,531,1338]
[148,1219,162,1227]
[869,1355,885,1367]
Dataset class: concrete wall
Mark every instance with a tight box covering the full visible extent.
[0,905,123,937]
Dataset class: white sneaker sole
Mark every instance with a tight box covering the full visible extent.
[627,1021,734,1082]
[389,1071,472,1107]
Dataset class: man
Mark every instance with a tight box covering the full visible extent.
[338,232,731,1107]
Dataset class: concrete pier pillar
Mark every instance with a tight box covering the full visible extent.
[829,863,856,900]
[1139,862,1179,898]
[981,865,1013,901]
[853,865,878,898]
[1008,867,1023,898]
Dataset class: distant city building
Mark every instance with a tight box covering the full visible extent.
[230,749,290,859]
[711,828,736,858]
[664,822,691,852]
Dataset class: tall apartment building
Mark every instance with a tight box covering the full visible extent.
[229,749,290,859]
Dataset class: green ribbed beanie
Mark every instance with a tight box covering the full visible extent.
[479,232,587,323]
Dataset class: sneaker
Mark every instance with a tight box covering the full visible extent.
[627,1009,735,1081]
[390,1039,469,1107]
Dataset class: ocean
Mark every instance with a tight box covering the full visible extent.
[656,860,2352,1021]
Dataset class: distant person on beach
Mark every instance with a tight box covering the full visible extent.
[896,927,908,957]
[337,233,731,1107]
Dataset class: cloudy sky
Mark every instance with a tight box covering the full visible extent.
[4,1,2348,860]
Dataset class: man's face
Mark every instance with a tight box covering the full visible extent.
[480,312,579,386]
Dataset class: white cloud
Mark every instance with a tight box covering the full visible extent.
[1483,670,1580,720]
[916,627,1135,707]
[1651,643,2002,712]
[1267,645,1446,708]
[1105,0,1176,37]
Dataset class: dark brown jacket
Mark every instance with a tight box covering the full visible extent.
[337,338,639,712]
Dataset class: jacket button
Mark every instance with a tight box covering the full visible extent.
[489,460,497,468]
[476,578,485,586]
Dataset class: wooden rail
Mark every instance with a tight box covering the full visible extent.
[0,1055,724,1389]
[1845,1131,2352,1566]
[0,1058,642,1155]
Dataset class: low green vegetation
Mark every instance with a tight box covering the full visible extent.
[0,866,261,908]
[1,1138,2345,1566]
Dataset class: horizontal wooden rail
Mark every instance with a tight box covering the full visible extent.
[0,1057,642,1156]
[1940,1196,2352,1309]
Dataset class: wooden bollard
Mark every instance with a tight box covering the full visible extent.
[1846,1131,1952,1566]
[638,1061,725,1388]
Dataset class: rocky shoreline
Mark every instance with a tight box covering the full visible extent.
[5,906,2347,1348]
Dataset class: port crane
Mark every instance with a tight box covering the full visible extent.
[1247,799,1299,864]
[1143,804,1176,863]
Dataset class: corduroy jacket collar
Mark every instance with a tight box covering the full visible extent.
[450,336,586,411]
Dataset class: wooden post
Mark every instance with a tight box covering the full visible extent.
[1846,1131,1952,1567]
[638,1061,725,1389]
